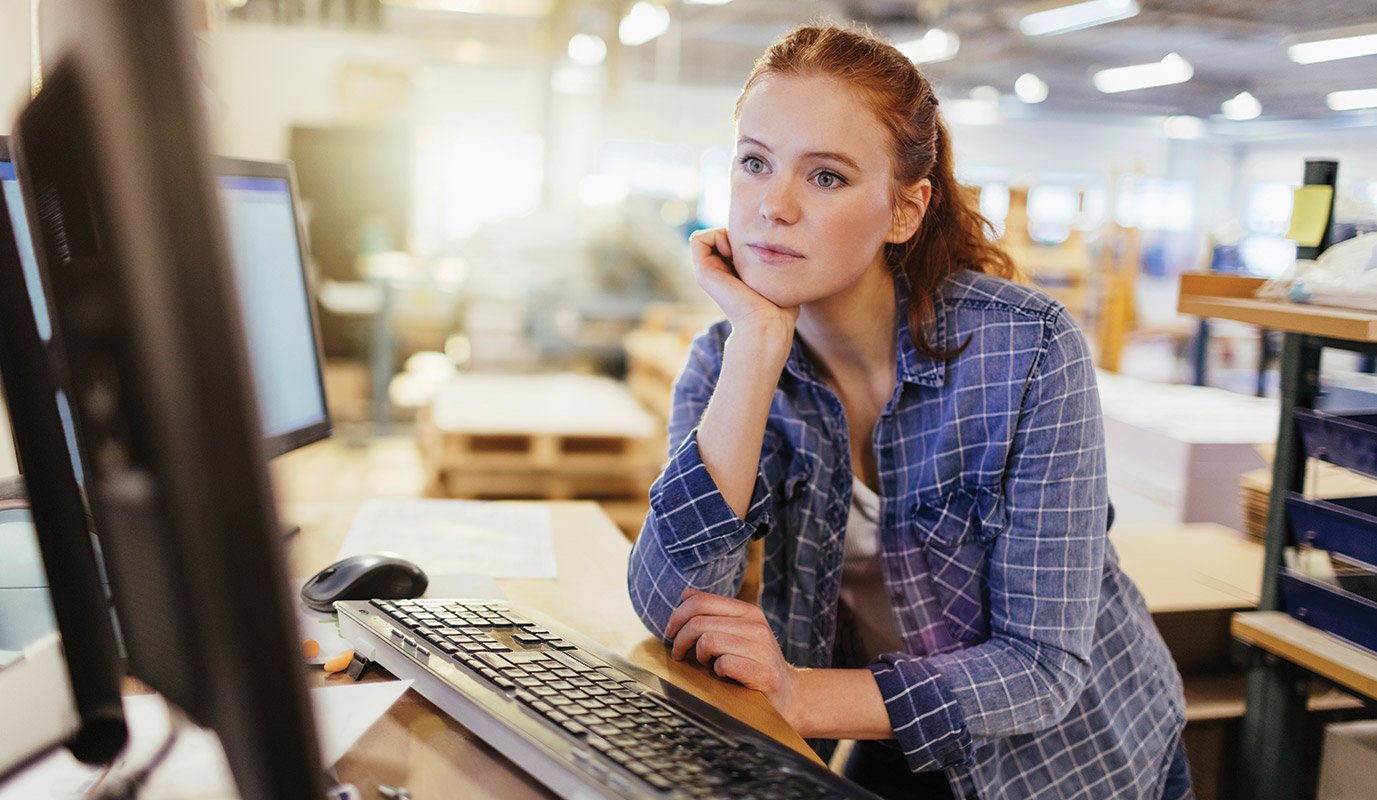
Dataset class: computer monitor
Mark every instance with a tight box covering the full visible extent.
[0,137,127,779]
[8,0,328,795]
[214,157,332,457]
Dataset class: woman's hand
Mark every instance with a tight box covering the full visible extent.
[665,587,802,725]
[689,228,798,346]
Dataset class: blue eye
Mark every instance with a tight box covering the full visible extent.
[814,171,844,189]
[738,155,767,174]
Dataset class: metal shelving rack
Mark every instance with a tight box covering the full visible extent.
[1179,272,1377,800]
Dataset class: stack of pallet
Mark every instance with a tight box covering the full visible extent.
[419,373,664,537]
[623,302,722,421]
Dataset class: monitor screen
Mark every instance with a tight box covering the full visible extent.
[0,156,85,485]
[216,162,330,455]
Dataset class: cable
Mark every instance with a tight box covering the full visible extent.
[88,699,188,800]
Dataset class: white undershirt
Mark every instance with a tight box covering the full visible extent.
[838,476,904,663]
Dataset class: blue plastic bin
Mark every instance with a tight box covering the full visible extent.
[1286,493,1377,570]
[1294,409,1377,481]
[1279,569,1377,655]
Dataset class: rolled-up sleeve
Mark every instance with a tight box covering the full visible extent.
[628,326,773,639]
[871,309,1108,772]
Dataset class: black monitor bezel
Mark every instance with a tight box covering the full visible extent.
[9,0,328,794]
[0,137,127,771]
[213,156,332,458]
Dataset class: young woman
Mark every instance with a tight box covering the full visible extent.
[627,24,1192,800]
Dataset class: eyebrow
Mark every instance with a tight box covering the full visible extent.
[737,136,862,172]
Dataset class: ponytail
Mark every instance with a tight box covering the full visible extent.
[894,118,1015,360]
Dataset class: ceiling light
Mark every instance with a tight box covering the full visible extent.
[895,28,961,64]
[567,33,607,65]
[1160,115,1204,139]
[1019,0,1139,37]
[1287,24,1377,64]
[1092,52,1193,93]
[1327,88,1377,112]
[619,2,670,47]
[970,85,1000,103]
[1014,73,1049,103]
[1221,91,1261,120]
[943,99,1000,126]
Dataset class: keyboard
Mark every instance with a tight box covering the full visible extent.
[335,599,879,800]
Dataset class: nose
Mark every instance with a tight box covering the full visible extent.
[759,176,800,225]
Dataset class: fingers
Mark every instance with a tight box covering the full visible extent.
[689,227,733,270]
[664,588,762,639]
[669,614,766,661]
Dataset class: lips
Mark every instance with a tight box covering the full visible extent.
[746,242,804,262]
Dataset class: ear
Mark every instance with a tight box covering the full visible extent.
[887,178,932,244]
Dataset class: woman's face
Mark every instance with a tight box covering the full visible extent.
[728,73,908,309]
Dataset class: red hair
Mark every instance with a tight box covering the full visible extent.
[735,24,1016,359]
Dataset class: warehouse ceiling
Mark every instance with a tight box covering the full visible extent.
[230,0,1377,124]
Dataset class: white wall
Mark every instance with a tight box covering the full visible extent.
[0,0,30,135]
[211,22,425,159]
[1236,126,1377,219]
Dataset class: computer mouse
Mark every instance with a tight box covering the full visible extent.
[300,553,428,613]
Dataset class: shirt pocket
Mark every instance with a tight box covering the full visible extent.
[913,485,1007,645]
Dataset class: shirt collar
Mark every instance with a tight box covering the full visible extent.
[781,269,949,389]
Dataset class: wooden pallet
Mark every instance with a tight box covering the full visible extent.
[424,467,656,502]
[421,422,661,474]
[419,373,664,472]
[623,303,721,420]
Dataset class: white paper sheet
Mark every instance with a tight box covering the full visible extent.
[0,681,412,800]
[337,500,556,579]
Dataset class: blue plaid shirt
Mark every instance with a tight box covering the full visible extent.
[628,269,1187,799]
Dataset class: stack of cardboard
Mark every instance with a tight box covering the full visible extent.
[1239,458,1377,542]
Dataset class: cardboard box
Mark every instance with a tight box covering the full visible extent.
[1317,721,1377,800]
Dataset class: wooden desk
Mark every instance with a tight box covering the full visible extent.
[286,500,820,798]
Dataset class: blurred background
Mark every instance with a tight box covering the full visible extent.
[1,0,1375,524]
[3,3,1377,796]
[0,0,1374,520]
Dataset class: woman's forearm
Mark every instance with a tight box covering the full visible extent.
[781,668,893,740]
[696,325,793,518]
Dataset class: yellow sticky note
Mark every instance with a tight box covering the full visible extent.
[1287,185,1334,248]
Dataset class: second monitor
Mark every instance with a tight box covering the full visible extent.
[215,157,331,458]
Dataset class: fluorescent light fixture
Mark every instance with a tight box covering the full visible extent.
[1019,0,1139,36]
[1221,91,1261,120]
[1014,73,1049,103]
[1327,88,1377,112]
[619,2,671,46]
[1287,24,1377,64]
[567,33,607,65]
[895,28,960,64]
[1092,52,1193,93]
